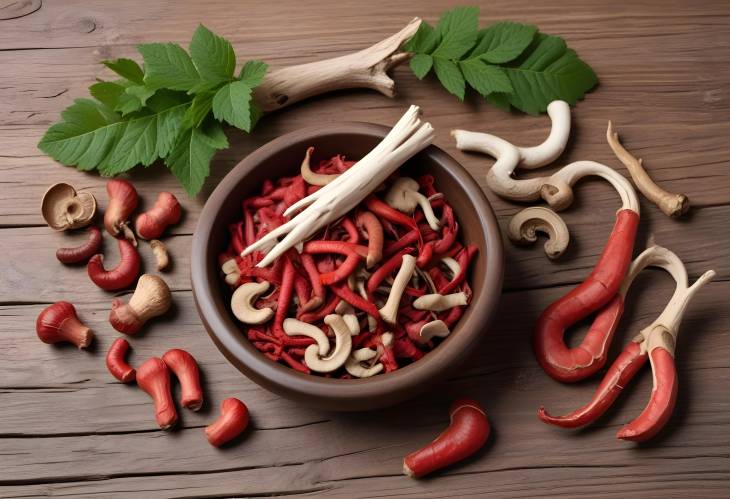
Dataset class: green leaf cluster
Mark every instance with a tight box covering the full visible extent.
[405,7,598,114]
[38,25,267,196]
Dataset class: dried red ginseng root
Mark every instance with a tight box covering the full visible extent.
[205,398,249,447]
[403,397,490,478]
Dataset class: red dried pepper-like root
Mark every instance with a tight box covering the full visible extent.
[135,192,181,240]
[538,340,647,428]
[87,238,141,291]
[355,210,384,268]
[106,338,136,383]
[403,397,490,478]
[205,398,250,447]
[104,179,138,244]
[617,347,677,442]
[162,349,204,411]
[36,301,94,349]
[56,226,103,264]
[136,357,177,430]
[533,209,639,382]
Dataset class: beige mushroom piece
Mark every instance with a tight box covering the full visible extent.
[304,314,353,373]
[419,320,451,342]
[300,147,340,186]
[243,106,435,268]
[507,206,570,260]
[283,318,330,356]
[379,254,417,324]
[221,258,240,286]
[413,292,468,312]
[345,348,384,378]
[384,177,440,231]
[230,281,274,325]
[41,183,97,231]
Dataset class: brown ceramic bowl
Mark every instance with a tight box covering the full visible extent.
[191,122,504,411]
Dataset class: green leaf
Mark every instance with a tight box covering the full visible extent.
[432,6,479,59]
[459,59,512,96]
[115,92,145,115]
[249,101,263,131]
[198,118,229,149]
[239,60,268,88]
[410,53,433,79]
[102,58,144,85]
[485,92,511,112]
[212,80,253,131]
[166,127,223,196]
[501,34,598,115]
[189,24,236,85]
[432,57,465,100]
[126,85,155,105]
[404,21,438,53]
[469,22,537,64]
[139,42,201,91]
[90,81,126,109]
[38,99,124,171]
[182,92,215,129]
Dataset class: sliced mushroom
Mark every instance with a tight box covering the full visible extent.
[420,320,451,342]
[384,177,440,231]
[379,254,416,324]
[300,146,340,186]
[507,206,569,260]
[304,314,352,373]
[413,292,468,312]
[231,281,274,324]
[282,318,330,356]
[440,257,461,280]
[345,348,384,378]
[41,183,97,231]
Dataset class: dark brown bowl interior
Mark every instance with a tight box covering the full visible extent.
[191,122,504,411]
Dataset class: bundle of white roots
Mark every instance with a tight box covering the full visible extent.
[452,101,639,259]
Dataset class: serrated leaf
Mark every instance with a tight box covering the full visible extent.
[166,127,222,197]
[38,99,125,171]
[249,100,263,131]
[432,57,465,100]
[212,80,253,131]
[410,53,433,79]
[502,34,598,115]
[486,92,511,112]
[90,81,126,109]
[126,84,155,105]
[115,92,144,116]
[198,118,229,149]
[432,6,479,59]
[239,60,268,88]
[404,21,438,53]
[139,42,201,91]
[459,59,512,96]
[102,58,144,85]
[182,92,215,128]
[189,24,236,86]
[469,22,537,64]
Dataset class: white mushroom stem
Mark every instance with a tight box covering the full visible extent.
[419,320,451,342]
[507,206,570,260]
[607,121,689,218]
[244,105,435,267]
[304,314,353,373]
[230,281,274,325]
[379,254,416,324]
[616,245,714,355]
[413,292,468,312]
[282,318,330,356]
[451,100,639,215]
[345,348,384,378]
[384,177,440,231]
[300,147,340,186]
[356,278,378,332]
[252,18,421,113]
[440,257,461,280]
[221,258,238,274]
[343,314,360,335]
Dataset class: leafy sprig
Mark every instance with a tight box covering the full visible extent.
[38,25,267,196]
[405,7,598,115]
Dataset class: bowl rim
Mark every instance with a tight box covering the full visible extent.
[191,121,504,404]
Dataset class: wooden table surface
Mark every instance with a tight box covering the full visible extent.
[2,0,729,497]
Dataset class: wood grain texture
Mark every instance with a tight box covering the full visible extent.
[1,0,729,497]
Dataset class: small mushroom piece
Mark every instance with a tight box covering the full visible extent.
[150,240,170,271]
[420,320,451,342]
[221,258,240,286]
[345,348,384,378]
[231,281,274,324]
[413,292,468,312]
[304,314,352,373]
[379,254,417,324]
[300,147,340,186]
[384,177,440,231]
[440,257,461,280]
[507,206,570,260]
[41,183,97,231]
[282,318,330,356]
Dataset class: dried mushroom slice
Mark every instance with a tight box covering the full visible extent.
[41,183,97,231]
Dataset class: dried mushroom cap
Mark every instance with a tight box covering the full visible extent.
[41,183,96,231]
